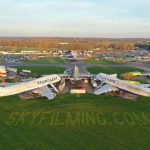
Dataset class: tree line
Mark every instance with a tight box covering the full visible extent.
[0,37,148,51]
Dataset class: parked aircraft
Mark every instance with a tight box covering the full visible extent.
[65,51,87,61]
[66,56,87,61]
[0,74,61,100]
[0,65,20,79]
[0,65,150,100]
[94,73,150,97]
[58,65,150,98]
[62,65,91,81]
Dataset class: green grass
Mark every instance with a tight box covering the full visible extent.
[26,57,66,64]
[136,79,150,84]
[0,66,150,150]
[87,66,143,77]
[0,94,150,150]
[85,58,124,65]
[16,66,65,76]
[48,57,66,64]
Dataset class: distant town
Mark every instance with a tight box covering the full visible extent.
[0,37,150,64]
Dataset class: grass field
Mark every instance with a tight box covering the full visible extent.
[26,57,66,64]
[87,66,143,77]
[85,58,124,65]
[0,94,150,150]
[16,66,65,76]
[0,66,150,150]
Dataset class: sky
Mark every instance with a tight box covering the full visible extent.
[0,0,150,38]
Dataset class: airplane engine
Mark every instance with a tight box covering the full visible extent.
[84,79,88,84]
[91,79,98,88]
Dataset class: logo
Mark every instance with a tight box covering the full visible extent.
[99,74,116,84]
[37,77,57,85]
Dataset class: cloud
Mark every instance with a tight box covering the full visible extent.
[50,1,95,8]
[9,1,95,11]
[0,0,95,16]
[0,0,150,37]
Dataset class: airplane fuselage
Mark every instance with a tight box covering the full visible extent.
[96,73,150,97]
[0,74,61,97]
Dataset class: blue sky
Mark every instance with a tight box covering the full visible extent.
[0,0,150,37]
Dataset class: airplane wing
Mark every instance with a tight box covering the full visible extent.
[94,84,118,95]
[66,58,86,61]
[79,73,117,79]
[34,86,56,100]
[78,73,96,79]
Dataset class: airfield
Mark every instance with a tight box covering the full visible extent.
[0,60,150,149]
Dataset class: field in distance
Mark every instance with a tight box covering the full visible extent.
[16,66,65,76]
[85,58,125,65]
[25,57,66,64]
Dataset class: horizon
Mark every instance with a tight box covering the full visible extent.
[0,0,150,38]
[0,36,150,39]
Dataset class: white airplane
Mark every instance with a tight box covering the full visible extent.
[0,65,86,100]
[0,74,61,100]
[62,65,92,81]
[0,66,19,79]
[0,64,150,100]
[94,73,150,97]
[66,56,87,61]
[60,65,150,98]
[65,51,87,61]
